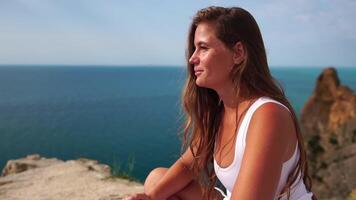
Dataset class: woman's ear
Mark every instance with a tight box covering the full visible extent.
[232,41,246,65]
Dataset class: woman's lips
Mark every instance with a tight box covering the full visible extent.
[195,70,203,76]
[194,68,204,76]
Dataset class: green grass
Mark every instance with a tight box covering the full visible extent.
[347,190,356,200]
[110,155,140,182]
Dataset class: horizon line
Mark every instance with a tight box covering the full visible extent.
[0,64,355,68]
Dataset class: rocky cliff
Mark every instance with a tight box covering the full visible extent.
[0,154,143,200]
[300,67,356,200]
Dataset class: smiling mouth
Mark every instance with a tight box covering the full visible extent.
[194,70,203,76]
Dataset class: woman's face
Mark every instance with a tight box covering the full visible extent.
[189,21,235,90]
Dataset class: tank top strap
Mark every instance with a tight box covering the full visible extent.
[240,97,291,149]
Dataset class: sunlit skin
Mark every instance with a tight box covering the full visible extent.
[189,22,236,90]
[189,21,244,110]
[123,22,298,200]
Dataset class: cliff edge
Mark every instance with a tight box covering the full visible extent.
[0,154,143,200]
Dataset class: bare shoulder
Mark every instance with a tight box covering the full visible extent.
[230,101,298,199]
[246,101,296,159]
[253,102,292,123]
[252,101,294,131]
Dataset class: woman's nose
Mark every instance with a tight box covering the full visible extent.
[189,52,199,65]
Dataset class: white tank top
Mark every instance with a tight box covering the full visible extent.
[213,97,314,200]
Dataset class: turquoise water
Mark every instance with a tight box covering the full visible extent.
[0,66,355,182]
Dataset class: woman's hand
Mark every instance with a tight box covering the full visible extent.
[122,193,153,200]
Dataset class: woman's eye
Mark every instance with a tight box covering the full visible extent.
[200,46,208,50]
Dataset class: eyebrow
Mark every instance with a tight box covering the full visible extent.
[194,41,208,46]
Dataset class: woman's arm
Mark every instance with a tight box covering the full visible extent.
[146,146,196,200]
[230,103,296,200]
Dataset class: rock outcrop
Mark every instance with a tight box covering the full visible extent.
[0,154,143,200]
[300,67,356,200]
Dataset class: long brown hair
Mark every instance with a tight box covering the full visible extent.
[180,6,316,200]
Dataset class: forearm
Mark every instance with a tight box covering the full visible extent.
[147,159,193,200]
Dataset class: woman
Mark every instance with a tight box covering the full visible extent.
[124,6,315,200]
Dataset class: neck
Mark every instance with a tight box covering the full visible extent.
[214,81,253,116]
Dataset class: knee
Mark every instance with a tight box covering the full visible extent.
[144,167,168,193]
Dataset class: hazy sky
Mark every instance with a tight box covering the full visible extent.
[0,0,355,67]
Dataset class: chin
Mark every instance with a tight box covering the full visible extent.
[195,78,211,89]
[195,77,204,87]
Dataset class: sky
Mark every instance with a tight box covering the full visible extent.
[0,0,355,67]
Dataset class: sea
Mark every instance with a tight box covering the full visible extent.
[0,65,355,182]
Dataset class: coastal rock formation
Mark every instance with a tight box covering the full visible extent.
[1,154,60,176]
[0,154,144,200]
[300,67,356,200]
